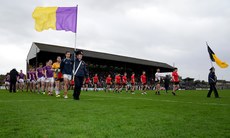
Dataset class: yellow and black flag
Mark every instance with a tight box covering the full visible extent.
[207,43,228,68]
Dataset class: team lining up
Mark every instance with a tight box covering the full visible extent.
[5,51,180,99]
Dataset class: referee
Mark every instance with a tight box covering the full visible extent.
[73,50,88,100]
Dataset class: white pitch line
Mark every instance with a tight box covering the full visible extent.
[0,95,229,106]
[0,99,64,103]
[86,94,230,106]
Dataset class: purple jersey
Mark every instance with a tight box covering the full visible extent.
[37,67,44,78]
[30,71,36,81]
[5,75,10,82]
[27,71,30,79]
[19,73,25,79]
[43,66,53,78]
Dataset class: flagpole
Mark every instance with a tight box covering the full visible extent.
[72,5,78,81]
[35,46,38,70]
[74,5,78,50]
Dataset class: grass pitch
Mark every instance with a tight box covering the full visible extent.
[0,89,229,138]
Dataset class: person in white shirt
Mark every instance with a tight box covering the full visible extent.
[155,69,161,95]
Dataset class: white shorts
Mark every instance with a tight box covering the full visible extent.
[30,80,36,84]
[63,74,72,80]
[26,79,30,83]
[46,77,54,83]
[37,77,45,83]
[5,82,10,85]
[19,79,24,83]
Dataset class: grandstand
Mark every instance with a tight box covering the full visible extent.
[27,42,174,80]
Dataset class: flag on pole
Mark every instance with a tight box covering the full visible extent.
[207,44,228,68]
[32,7,77,33]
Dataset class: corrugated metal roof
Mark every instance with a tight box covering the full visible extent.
[31,42,174,69]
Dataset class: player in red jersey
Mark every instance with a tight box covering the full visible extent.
[140,71,147,95]
[172,68,179,96]
[84,77,90,91]
[105,74,112,92]
[114,73,121,93]
[122,72,128,93]
[130,72,135,94]
[93,74,99,91]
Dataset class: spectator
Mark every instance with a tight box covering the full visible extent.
[9,68,18,92]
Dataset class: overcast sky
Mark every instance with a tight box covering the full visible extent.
[0,0,229,81]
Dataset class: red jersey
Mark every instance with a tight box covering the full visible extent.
[172,71,179,82]
[106,77,112,84]
[93,76,99,83]
[141,75,147,84]
[85,77,90,84]
[115,75,121,84]
[131,74,135,84]
[122,76,127,84]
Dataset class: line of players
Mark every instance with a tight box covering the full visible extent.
[5,55,179,97]
[83,68,180,96]
[4,58,63,96]
[4,57,65,97]
[6,53,76,99]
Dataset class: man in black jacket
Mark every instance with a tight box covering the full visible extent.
[72,50,89,100]
[9,68,18,92]
[207,67,219,98]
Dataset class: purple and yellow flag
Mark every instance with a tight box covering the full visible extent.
[32,7,77,33]
[207,44,228,68]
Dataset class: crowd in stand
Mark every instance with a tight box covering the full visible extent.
[4,55,180,98]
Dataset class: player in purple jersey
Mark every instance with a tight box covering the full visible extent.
[4,73,10,90]
[26,68,32,92]
[44,60,54,96]
[18,70,25,92]
[30,68,37,92]
[36,63,45,94]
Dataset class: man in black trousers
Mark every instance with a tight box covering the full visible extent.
[72,50,88,100]
[207,67,219,98]
[9,68,18,92]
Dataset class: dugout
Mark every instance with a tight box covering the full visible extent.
[27,42,174,81]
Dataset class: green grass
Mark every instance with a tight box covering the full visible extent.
[0,89,229,138]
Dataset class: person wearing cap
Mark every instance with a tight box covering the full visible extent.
[73,49,89,100]
[207,67,219,98]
